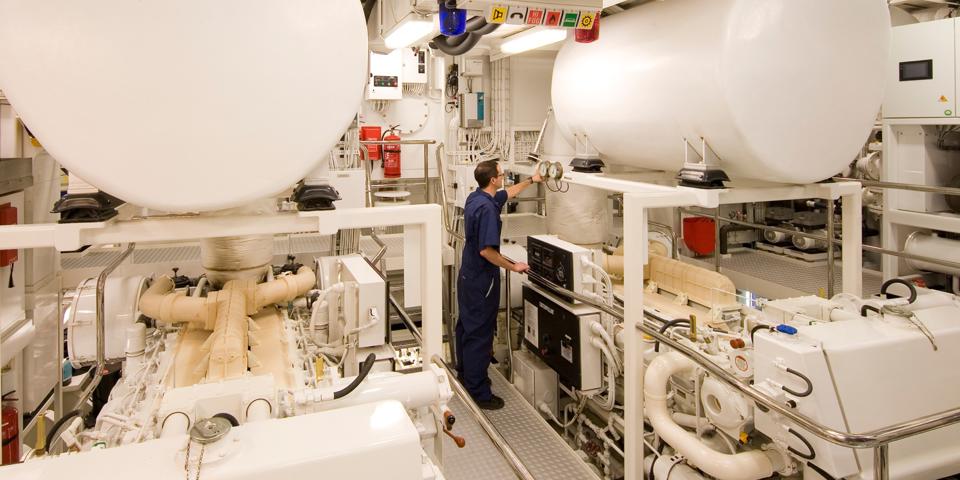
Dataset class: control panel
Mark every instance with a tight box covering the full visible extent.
[367,50,403,100]
[527,235,591,300]
[522,284,601,391]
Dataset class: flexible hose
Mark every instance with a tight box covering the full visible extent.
[654,320,691,353]
[333,353,377,399]
[430,16,500,56]
[45,410,82,454]
[880,278,918,304]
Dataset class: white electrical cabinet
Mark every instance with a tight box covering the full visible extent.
[886,18,958,119]
[512,349,558,417]
[401,47,427,85]
[340,255,387,349]
[367,50,403,101]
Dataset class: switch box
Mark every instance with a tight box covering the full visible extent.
[459,92,485,128]
[402,47,428,85]
[367,50,403,101]
[885,18,957,118]
[522,284,601,391]
[340,254,387,349]
[512,349,559,417]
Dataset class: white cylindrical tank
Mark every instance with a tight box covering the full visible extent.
[552,0,889,184]
[904,232,960,276]
[0,0,368,212]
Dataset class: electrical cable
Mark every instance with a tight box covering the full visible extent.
[333,353,377,399]
[44,410,82,454]
[880,278,918,304]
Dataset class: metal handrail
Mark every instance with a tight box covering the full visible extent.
[531,276,960,478]
[389,292,536,480]
[834,176,960,197]
[359,139,436,207]
[679,208,960,272]
[75,243,136,410]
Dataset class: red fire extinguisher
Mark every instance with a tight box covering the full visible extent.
[2,395,19,465]
[382,126,402,179]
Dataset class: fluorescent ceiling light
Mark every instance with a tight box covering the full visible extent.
[384,14,435,50]
[500,27,568,55]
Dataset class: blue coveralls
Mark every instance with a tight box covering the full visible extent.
[456,189,508,402]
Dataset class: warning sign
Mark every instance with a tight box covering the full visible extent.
[561,11,580,28]
[489,5,508,24]
[544,10,563,27]
[577,11,597,30]
[526,8,544,25]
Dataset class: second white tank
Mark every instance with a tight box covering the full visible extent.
[552,0,890,184]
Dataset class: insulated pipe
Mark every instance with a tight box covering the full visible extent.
[139,276,215,328]
[904,232,960,276]
[254,267,316,309]
[645,351,776,480]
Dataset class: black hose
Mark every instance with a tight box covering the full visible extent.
[787,428,816,460]
[880,278,918,304]
[860,304,881,316]
[782,367,814,398]
[333,353,377,399]
[654,320,690,353]
[750,324,770,343]
[45,410,82,454]
[806,461,839,480]
[429,16,500,56]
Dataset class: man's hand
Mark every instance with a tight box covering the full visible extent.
[532,170,543,184]
[511,262,530,273]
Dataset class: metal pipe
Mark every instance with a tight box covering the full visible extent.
[369,231,388,273]
[674,207,683,259]
[874,445,889,480]
[679,208,960,272]
[649,220,679,260]
[834,177,960,197]
[390,294,423,346]
[431,355,536,480]
[532,274,960,450]
[75,243,135,410]
[505,267,513,382]
[827,199,836,298]
[713,208,721,272]
[434,144,466,242]
[424,143,431,205]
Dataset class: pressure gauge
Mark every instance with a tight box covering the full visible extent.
[537,161,550,178]
[548,162,564,180]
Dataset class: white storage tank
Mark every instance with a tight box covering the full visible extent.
[0,0,368,212]
[552,0,890,185]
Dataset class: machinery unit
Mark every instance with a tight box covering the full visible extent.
[551,0,888,184]
[527,234,592,300]
[522,284,601,391]
[459,92,485,128]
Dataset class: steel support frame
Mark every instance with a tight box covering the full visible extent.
[562,173,863,479]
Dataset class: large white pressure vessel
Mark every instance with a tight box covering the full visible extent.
[552,0,890,184]
[0,0,368,212]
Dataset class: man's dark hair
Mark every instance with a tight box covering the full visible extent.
[474,160,500,189]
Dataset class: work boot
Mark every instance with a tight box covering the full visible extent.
[476,394,505,411]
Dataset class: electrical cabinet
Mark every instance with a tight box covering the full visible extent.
[367,50,403,101]
[340,255,387,349]
[522,284,601,391]
[885,18,957,118]
[402,47,427,85]
[527,234,591,300]
[512,349,558,417]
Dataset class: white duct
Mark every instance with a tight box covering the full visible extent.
[552,0,889,184]
[645,352,777,480]
[904,232,960,276]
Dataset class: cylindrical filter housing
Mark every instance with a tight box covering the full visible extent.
[904,232,960,276]
[552,0,889,184]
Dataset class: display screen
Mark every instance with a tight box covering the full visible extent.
[900,60,933,82]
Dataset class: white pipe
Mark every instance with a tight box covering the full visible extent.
[296,364,453,413]
[645,455,707,480]
[590,321,622,374]
[905,232,960,276]
[590,337,617,411]
[1,322,35,365]
[645,352,775,480]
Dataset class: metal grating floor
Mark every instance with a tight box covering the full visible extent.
[443,368,598,480]
[683,250,884,299]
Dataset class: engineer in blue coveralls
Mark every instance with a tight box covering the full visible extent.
[457,159,542,410]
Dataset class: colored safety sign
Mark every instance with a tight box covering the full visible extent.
[489,5,508,23]
[526,8,544,25]
[577,11,597,30]
[487,4,595,29]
